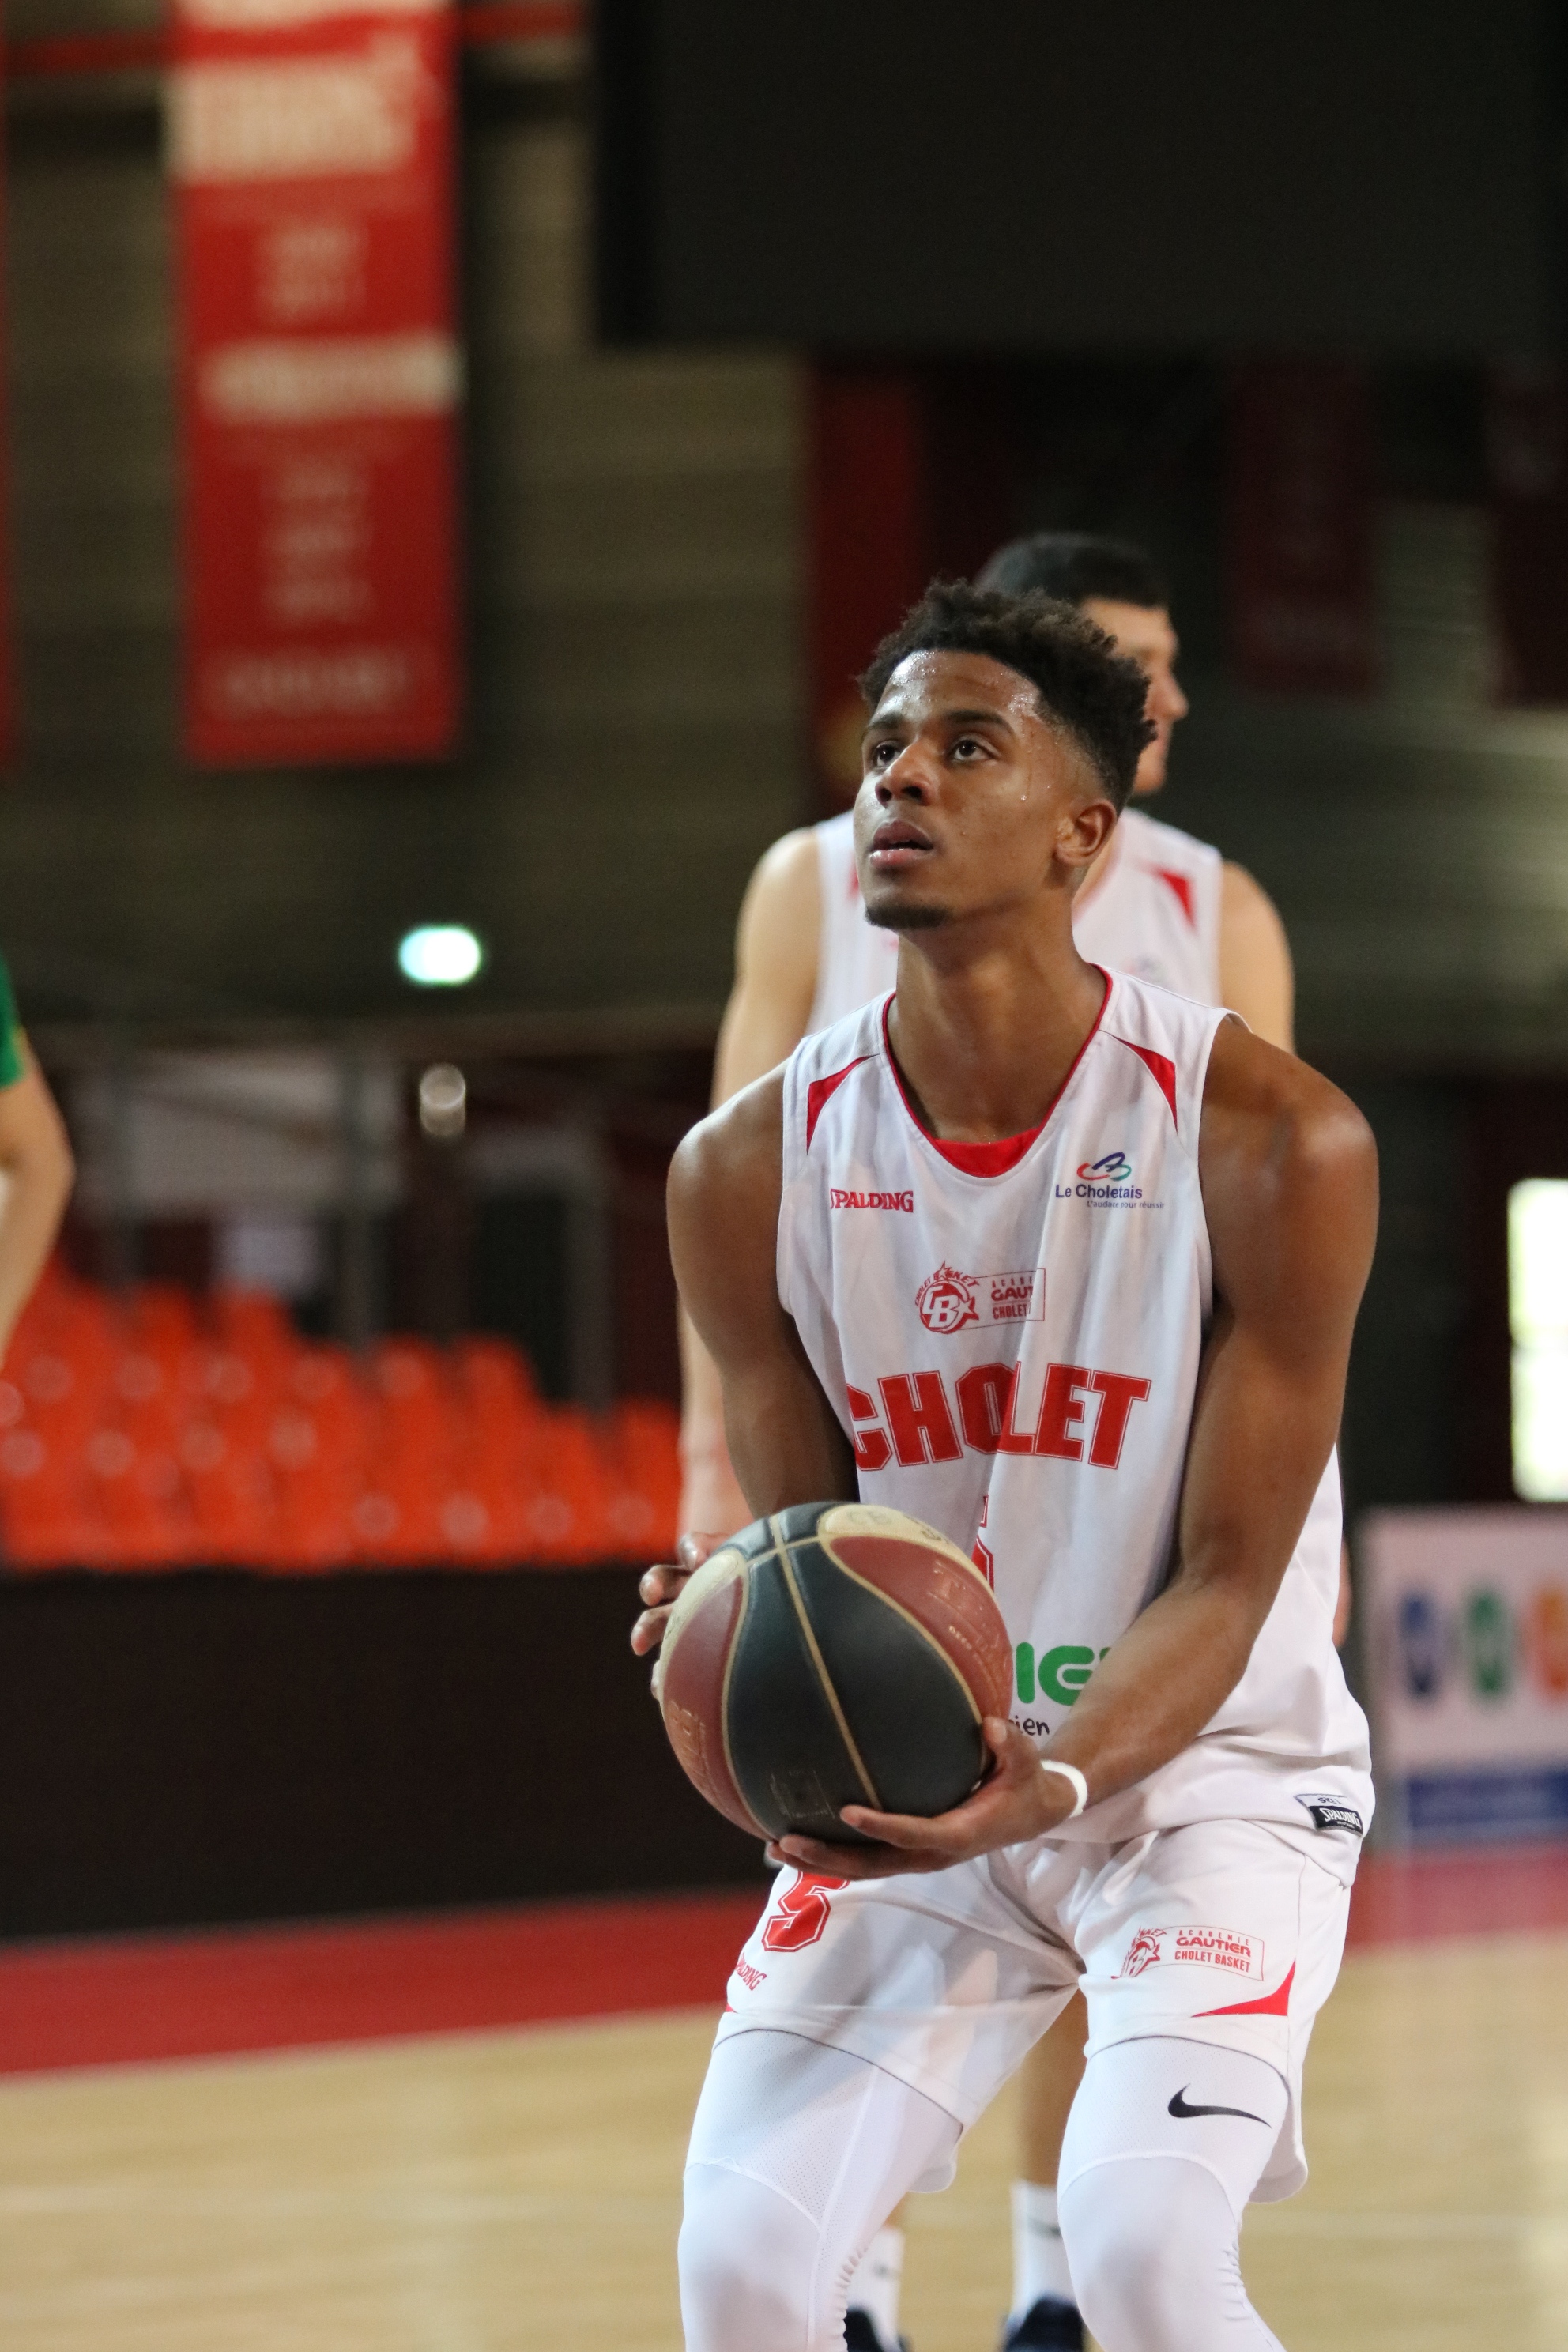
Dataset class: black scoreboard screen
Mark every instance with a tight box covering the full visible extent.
[595,0,1562,356]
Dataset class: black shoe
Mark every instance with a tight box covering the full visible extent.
[1000,2297,1084,2351]
[844,2311,909,2352]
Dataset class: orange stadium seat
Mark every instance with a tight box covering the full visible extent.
[0,1265,681,1574]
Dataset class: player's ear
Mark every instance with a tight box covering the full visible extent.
[1056,791,1118,871]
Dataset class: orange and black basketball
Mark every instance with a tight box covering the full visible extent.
[654,1502,1014,1844]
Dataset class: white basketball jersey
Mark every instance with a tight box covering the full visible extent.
[808,804,1223,1034]
[778,974,1370,1843]
[1072,806,1223,1002]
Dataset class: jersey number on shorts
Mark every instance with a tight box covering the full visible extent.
[761,1871,848,1952]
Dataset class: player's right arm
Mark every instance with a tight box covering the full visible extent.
[679,829,823,1537]
[636,1072,856,1660]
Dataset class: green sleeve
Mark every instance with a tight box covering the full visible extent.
[0,955,26,1088]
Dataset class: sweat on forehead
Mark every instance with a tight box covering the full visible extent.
[858,579,1154,811]
[872,647,1042,724]
[870,650,1097,772]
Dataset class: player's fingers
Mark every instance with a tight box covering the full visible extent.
[986,1717,1037,1770]
[771,1834,899,1879]
[638,1563,686,1605]
[630,1602,673,1655]
[838,1805,938,1849]
[677,1530,719,1570]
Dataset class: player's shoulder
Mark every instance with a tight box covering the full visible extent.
[1096,965,1223,1055]
[1118,803,1222,871]
[671,1067,786,1223]
[746,824,821,906]
[1202,1020,1374,1185]
[1219,856,1286,925]
[734,827,824,986]
[793,991,888,1074]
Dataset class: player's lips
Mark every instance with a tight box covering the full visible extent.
[868,820,934,871]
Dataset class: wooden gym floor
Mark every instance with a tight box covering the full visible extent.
[0,1856,1565,2351]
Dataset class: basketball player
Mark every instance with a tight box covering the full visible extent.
[0,952,74,1356]
[638,583,1375,2352]
[681,535,1292,1538]
[679,533,1306,2352]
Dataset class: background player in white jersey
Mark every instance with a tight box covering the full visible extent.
[679,533,1303,2351]
[638,583,1377,2352]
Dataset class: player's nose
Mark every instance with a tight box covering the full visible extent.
[873,741,937,800]
[1152,667,1189,722]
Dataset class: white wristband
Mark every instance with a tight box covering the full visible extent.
[1038,1760,1088,1819]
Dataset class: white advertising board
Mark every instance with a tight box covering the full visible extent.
[1362,1506,1568,1844]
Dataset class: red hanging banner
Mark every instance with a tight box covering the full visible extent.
[1227,360,1377,697]
[170,0,462,767]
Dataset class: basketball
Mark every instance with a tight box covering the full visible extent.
[654,1501,1014,1843]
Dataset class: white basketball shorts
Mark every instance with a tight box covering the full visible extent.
[717,1817,1357,2202]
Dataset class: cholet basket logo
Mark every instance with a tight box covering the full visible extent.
[915,1264,979,1334]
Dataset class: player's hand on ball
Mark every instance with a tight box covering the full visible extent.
[631,1529,718,1658]
[770,1717,1081,1877]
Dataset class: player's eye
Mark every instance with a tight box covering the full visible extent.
[867,739,899,767]
[952,736,987,760]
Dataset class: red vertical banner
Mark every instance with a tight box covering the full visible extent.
[170,0,462,767]
[806,362,1022,810]
[1227,360,1377,696]
[1487,364,1568,706]
[808,367,930,806]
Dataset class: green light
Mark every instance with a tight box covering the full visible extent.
[398,925,484,987]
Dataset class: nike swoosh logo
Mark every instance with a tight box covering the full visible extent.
[1168,2087,1268,2124]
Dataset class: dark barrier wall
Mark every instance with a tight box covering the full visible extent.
[597,0,1562,354]
[0,1570,765,1938]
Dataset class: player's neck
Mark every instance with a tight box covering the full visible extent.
[886,921,1107,1144]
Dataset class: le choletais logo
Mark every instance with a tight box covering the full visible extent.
[1057,1148,1153,1206]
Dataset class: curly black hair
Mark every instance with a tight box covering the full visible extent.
[976,530,1167,611]
[858,579,1154,811]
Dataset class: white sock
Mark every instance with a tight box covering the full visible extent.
[1011,2179,1075,2318]
[846,2224,905,2348]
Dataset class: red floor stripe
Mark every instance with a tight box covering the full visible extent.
[2,1846,1566,2079]
[0,1886,767,2077]
[1344,1842,1568,1947]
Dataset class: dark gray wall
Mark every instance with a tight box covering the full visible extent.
[1164,686,1568,1072]
[0,49,805,1027]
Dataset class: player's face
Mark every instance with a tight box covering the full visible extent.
[1082,599,1186,797]
[854,650,1114,933]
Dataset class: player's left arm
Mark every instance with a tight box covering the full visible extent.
[1219,861,1357,1638]
[1218,861,1294,1053]
[0,1046,74,1359]
[778,1021,1377,1878]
